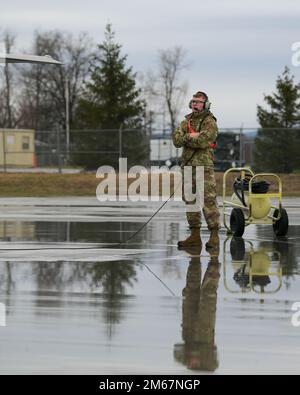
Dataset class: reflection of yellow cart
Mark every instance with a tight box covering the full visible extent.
[223,167,289,237]
[223,237,282,294]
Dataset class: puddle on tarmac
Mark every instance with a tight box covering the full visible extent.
[0,205,299,374]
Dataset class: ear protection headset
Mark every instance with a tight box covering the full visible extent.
[189,91,211,111]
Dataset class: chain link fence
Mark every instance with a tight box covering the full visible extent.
[0,127,299,173]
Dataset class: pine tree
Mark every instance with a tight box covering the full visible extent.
[254,67,300,173]
[73,24,149,169]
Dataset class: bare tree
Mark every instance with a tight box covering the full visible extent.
[19,30,93,131]
[137,69,162,134]
[158,46,188,132]
[0,31,19,128]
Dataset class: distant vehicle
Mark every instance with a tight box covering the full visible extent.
[162,131,242,171]
[214,131,240,169]
[152,130,245,171]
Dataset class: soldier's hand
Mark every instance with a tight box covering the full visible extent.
[189,132,200,138]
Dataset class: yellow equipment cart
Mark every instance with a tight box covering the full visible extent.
[222,167,289,237]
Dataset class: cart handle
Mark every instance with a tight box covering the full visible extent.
[223,167,254,202]
[249,173,282,197]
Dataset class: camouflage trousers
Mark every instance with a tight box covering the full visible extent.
[182,166,220,230]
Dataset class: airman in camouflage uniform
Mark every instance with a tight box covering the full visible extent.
[172,91,220,248]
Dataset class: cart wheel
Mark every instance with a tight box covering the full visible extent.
[230,237,246,260]
[230,208,245,237]
[273,208,289,237]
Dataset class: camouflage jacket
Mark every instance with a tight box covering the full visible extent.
[172,110,218,168]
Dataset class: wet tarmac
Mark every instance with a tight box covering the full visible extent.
[0,197,299,374]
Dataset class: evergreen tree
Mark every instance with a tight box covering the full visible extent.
[254,67,300,173]
[73,24,149,169]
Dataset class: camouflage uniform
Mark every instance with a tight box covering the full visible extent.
[174,250,221,371]
[172,109,220,230]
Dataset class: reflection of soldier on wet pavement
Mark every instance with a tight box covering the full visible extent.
[174,246,221,372]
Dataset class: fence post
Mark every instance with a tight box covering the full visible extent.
[57,129,62,174]
[158,138,161,167]
[239,124,244,167]
[65,77,70,164]
[119,124,123,158]
[2,131,6,173]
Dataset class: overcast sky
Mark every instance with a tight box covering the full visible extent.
[1,0,300,127]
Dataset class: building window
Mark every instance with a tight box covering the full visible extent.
[6,135,14,145]
[22,136,30,150]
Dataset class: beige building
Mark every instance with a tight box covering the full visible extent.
[0,221,35,239]
[0,129,36,167]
